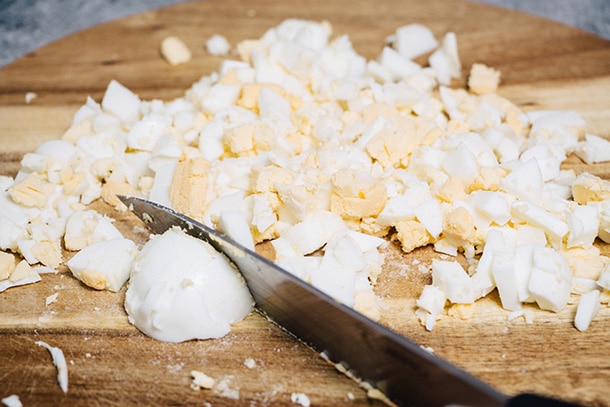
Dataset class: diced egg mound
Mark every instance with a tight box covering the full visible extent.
[1,19,609,337]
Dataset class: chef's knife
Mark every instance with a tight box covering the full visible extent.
[118,196,580,407]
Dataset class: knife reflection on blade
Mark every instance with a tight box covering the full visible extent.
[118,195,580,407]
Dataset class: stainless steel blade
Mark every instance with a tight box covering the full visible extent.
[117,195,510,406]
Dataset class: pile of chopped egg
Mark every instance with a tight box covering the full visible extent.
[2,19,610,338]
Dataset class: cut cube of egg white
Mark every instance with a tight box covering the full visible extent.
[527,246,572,312]
[101,80,142,125]
[124,228,254,342]
[63,210,124,251]
[416,284,447,331]
[491,250,522,311]
[520,144,565,181]
[376,46,421,82]
[216,210,255,251]
[441,143,479,182]
[468,190,511,227]
[571,277,598,295]
[276,255,322,281]
[148,161,177,208]
[310,232,365,307]
[377,179,432,226]
[388,23,439,60]
[413,199,442,239]
[67,238,137,292]
[428,32,461,86]
[126,113,173,152]
[499,159,544,204]
[473,228,507,297]
[574,133,610,165]
[431,260,476,304]
[566,204,599,248]
[511,201,569,246]
[574,289,601,332]
[280,211,347,255]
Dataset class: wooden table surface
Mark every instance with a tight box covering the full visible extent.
[1,0,609,406]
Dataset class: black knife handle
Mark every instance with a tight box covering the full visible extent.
[506,393,582,407]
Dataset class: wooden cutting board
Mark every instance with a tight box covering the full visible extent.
[1,0,610,405]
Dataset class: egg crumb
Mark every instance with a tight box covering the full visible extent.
[35,341,68,393]
[25,92,38,104]
[190,370,215,390]
[1,394,22,407]
[243,358,256,369]
[291,393,311,407]
[45,292,59,306]
[206,34,231,56]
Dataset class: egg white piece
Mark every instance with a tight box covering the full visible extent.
[124,227,254,342]
[101,80,141,124]
[527,246,572,312]
[63,209,124,251]
[1,394,22,407]
[431,260,476,304]
[35,340,68,393]
[67,238,137,292]
[216,210,255,251]
[574,289,601,332]
[575,134,610,165]
[389,23,438,60]
[205,34,231,56]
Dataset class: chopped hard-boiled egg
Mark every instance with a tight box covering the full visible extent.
[2,18,610,339]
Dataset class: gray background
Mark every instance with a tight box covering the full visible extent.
[1,0,609,68]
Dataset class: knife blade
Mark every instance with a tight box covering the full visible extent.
[118,195,580,407]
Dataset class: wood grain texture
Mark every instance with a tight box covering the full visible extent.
[1,0,609,406]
